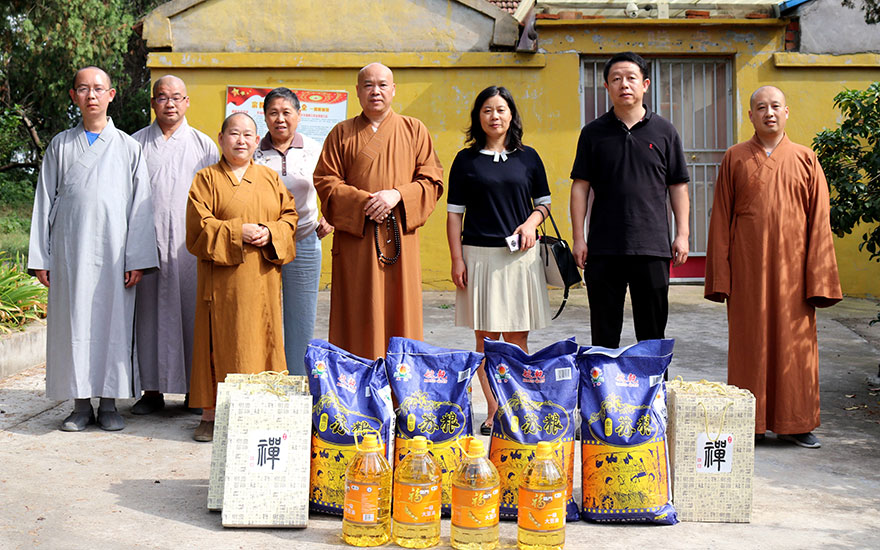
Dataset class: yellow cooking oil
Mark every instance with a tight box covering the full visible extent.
[342,433,392,547]
[517,441,566,550]
[393,436,442,548]
[450,438,501,550]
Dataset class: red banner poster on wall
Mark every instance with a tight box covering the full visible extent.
[225,86,348,145]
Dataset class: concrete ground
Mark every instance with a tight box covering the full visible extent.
[1,286,879,549]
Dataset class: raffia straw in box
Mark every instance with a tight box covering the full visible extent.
[207,372,309,511]
[667,379,755,523]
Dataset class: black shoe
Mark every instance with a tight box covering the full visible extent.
[755,433,765,442]
[183,393,202,415]
[97,409,125,431]
[60,409,95,432]
[778,432,820,448]
[480,420,492,436]
[131,393,165,415]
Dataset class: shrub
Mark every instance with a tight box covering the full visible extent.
[0,172,36,207]
[0,252,47,333]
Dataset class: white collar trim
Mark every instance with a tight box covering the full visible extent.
[479,148,513,162]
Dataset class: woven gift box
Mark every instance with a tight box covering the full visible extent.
[207,373,309,514]
[221,385,312,527]
[666,379,755,523]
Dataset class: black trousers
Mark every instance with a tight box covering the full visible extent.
[584,255,670,349]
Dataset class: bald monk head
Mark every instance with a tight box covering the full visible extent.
[69,66,116,131]
[151,75,190,135]
[218,113,260,168]
[748,86,789,143]
[356,63,396,124]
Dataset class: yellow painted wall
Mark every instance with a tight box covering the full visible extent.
[148,52,577,290]
[148,19,880,297]
[146,0,498,53]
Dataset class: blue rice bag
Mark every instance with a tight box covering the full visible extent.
[385,336,483,514]
[305,339,394,515]
[484,337,580,522]
[577,339,677,525]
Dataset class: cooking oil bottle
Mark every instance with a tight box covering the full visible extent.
[517,441,566,550]
[342,433,392,547]
[450,438,501,550]
[393,436,442,548]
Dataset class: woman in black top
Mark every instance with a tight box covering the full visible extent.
[446,86,552,434]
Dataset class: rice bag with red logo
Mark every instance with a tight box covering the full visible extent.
[484,337,580,521]
[385,337,483,515]
[305,339,394,515]
[577,339,677,524]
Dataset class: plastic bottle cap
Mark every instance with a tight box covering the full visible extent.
[410,436,428,451]
[468,439,485,456]
[361,433,380,451]
[535,441,553,459]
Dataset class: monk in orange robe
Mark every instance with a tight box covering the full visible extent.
[186,113,298,441]
[705,86,842,448]
[314,63,444,359]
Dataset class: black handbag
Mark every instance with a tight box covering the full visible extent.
[539,211,582,319]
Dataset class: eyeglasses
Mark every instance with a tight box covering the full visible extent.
[75,86,110,96]
[154,95,187,104]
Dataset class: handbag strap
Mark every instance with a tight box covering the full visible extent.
[552,285,569,320]
[539,209,564,241]
[546,210,563,240]
[543,210,569,320]
[538,207,575,320]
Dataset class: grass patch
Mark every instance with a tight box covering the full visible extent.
[0,204,32,262]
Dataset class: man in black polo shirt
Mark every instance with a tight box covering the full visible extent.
[569,52,690,349]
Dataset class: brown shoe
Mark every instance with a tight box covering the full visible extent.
[193,420,214,442]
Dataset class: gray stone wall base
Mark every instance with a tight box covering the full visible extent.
[0,321,46,379]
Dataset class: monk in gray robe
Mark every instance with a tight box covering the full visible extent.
[131,75,218,415]
[27,66,159,432]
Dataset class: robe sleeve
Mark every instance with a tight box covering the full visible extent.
[27,137,61,274]
[186,168,245,266]
[396,120,444,233]
[314,125,372,237]
[804,154,843,308]
[704,150,734,303]
[260,175,299,265]
[124,142,159,273]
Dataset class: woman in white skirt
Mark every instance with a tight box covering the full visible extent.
[446,85,552,435]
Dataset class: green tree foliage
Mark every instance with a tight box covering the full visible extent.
[0,0,162,174]
[842,0,880,24]
[814,83,880,324]
[0,0,163,264]
[813,83,880,261]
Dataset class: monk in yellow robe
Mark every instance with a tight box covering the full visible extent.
[314,63,443,359]
[705,86,842,448]
[186,113,298,441]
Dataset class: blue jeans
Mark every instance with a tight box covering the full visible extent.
[282,230,322,375]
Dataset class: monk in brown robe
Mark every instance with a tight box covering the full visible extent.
[314,62,444,359]
[705,86,842,448]
[186,113,298,441]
